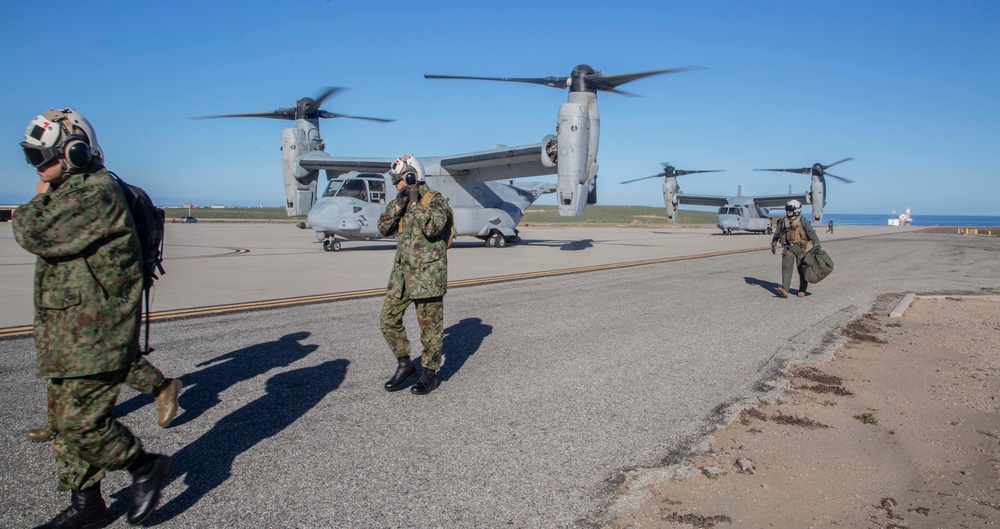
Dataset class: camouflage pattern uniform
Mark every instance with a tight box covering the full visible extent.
[771,215,820,294]
[377,183,451,370]
[13,167,146,491]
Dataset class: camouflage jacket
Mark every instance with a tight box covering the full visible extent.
[378,183,450,299]
[13,167,143,378]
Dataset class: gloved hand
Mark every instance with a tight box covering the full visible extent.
[396,186,411,210]
[771,245,776,255]
[408,184,419,204]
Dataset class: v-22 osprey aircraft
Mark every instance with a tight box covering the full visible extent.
[201,64,698,251]
[623,159,855,234]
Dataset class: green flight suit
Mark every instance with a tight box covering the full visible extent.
[771,215,820,293]
[377,183,451,370]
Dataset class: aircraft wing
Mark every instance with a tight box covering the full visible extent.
[439,143,545,170]
[675,194,730,208]
[437,141,557,181]
[750,193,809,209]
[297,141,555,182]
[298,152,394,173]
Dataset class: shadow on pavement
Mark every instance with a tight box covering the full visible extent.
[117,359,349,524]
[116,331,319,428]
[438,317,492,383]
[744,276,785,297]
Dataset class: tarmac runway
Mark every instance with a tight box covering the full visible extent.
[1,222,995,528]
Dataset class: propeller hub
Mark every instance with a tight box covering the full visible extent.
[570,64,597,93]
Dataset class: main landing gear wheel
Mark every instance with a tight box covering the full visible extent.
[486,233,508,248]
[766,227,774,235]
[323,239,342,252]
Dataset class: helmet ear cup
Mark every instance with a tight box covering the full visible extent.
[64,135,92,169]
[404,171,417,185]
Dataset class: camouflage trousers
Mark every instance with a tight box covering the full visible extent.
[781,244,808,292]
[380,294,443,371]
[125,355,167,394]
[47,369,142,491]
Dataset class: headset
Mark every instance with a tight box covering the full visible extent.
[403,170,418,185]
[63,134,93,169]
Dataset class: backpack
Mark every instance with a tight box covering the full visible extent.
[110,171,165,354]
[421,189,456,248]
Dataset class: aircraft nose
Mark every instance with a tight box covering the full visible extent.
[717,215,738,228]
[306,201,342,231]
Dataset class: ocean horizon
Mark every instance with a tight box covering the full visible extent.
[823,213,1000,227]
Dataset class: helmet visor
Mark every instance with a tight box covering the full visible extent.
[21,142,61,168]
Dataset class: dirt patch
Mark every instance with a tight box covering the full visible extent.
[606,296,1000,528]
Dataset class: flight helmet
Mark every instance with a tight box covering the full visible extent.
[389,155,425,185]
[21,108,103,171]
[784,199,802,217]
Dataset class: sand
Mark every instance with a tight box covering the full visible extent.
[606,293,1000,528]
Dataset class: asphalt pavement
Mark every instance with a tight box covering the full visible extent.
[1,223,996,528]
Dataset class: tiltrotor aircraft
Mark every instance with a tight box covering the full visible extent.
[753,158,855,223]
[201,65,697,251]
[623,159,854,233]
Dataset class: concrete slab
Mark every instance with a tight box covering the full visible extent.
[0,222,922,328]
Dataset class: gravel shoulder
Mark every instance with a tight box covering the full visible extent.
[606,294,1000,529]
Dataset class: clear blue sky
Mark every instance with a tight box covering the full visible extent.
[1,1,997,216]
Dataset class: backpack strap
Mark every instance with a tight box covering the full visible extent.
[421,188,439,208]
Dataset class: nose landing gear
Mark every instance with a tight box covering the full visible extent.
[323,238,342,252]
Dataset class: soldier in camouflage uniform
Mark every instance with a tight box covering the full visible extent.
[20,112,181,445]
[27,356,182,442]
[378,155,452,395]
[770,199,821,298]
[14,109,171,528]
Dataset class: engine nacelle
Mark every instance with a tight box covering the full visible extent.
[662,177,679,222]
[281,127,319,216]
[810,175,825,222]
[556,102,590,216]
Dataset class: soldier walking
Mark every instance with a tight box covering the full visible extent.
[378,155,453,395]
[827,218,834,234]
[770,199,821,298]
[22,115,180,444]
[14,109,171,528]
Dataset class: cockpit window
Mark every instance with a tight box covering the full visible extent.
[322,180,345,198]
[336,179,369,202]
[367,179,385,203]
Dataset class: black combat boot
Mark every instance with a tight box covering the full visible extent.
[410,368,438,395]
[126,452,171,525]
[33,485,108,529]
[384,356,418,392]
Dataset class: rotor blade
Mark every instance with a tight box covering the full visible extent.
[674,169,725,176]
[824,172,855,184]
[620,174,666,184]
[753,168,812,175]
[191,108,297,120]
[425,74,567,89]
[317,111,394,123]
[822,157,854,170]
[313,87,344,106]
[585,66,704,91]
